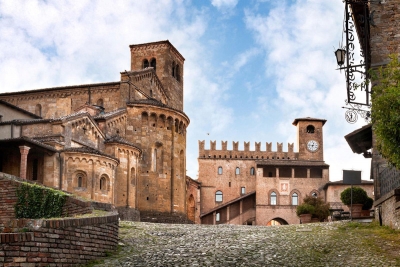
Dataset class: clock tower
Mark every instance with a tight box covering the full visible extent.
[293,117,326,161]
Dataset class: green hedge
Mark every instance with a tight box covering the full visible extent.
[15,182,68,219]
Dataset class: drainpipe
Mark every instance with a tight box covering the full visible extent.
[58,152,63,190]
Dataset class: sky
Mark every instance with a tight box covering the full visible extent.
[0,0,371,181]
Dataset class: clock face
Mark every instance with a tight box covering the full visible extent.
[307,140,319,152]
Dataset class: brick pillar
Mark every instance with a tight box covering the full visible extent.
[19,146,31,179]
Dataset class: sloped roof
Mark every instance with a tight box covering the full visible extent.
[0,136,58,153]
[344,124,372,154]
[0,99,42,119]
[104,135,141,152]
[292,117,327,126]
[62,146,119,162]
[129,40,185,61]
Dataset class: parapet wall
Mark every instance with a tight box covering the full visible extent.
[199,141,298,160]
[0,213,119,266]
[0,172,119,266]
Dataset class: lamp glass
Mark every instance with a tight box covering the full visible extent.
[335,48,346,66]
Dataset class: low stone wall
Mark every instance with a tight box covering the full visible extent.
[140,211,193,224]
[116,206,141,221]
[0,172,93,228]
[374,189,400,230]
[0,212,119,266]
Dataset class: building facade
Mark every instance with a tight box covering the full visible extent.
[343,0,400,229]
[198,118,330,225]
[0,40,191,222]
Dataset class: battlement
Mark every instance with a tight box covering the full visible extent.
[198,140,297,160]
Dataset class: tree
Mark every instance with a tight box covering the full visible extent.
[371,54,400,168]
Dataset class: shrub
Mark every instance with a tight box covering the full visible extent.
[296,203,315,217]
[15,182,68,219]
[303,195,330,221]
[363,197,374,210]
[340,187,368,205]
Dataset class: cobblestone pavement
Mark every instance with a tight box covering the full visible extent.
[93,221,400,267]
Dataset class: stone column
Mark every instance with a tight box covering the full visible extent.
[19,146,31,179]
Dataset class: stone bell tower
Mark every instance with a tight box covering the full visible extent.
[293,117,326,161]
[129,40,185,111]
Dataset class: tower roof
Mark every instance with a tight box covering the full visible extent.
[292,117,327,126]
[129,40,185,62]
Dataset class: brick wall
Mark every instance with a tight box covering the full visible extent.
[0,213,119,266]
[0,172,119,266]
[0,172,93,228]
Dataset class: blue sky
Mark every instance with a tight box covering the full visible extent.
[0,0,371,181]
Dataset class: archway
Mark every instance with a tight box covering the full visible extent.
[187,194,195,222]
[266,217,289,226]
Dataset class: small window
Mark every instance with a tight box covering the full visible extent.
[241,187,246,195]
[311,192,318,198]
[143,59,149,69]
[270,192,277,205]
[235,167,240,175]
[150,58,156,71]
[292,193,298,206]
[215,191,223,202]
[306,125,315,133]
[250,167,255,176]
[100,176,106,190]
[216,212,220,222]
[78,176,83,187]
[218,167,223,175]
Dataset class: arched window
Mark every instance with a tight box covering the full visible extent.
[143,59,149,69]
[153,148,157,172]
[75,171,87,188]
[96,99,104,107]
[100,176,107,191]
[250,167,255,176]
[292,192,298,205]
[150,58,156,71]
[35,104,42,117]
[236,167,240,175]
[215,191,223,202]
[306,125,315,133]
[218,167,223,175]
[311,192,318,198]
[270,192,277,205]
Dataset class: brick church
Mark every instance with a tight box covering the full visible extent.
[197,118,331,225]
[0,40,191,222]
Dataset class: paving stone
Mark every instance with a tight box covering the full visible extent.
[94,221,399,267]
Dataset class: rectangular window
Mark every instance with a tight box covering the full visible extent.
[241,187,246,195]
[216,212,220,222]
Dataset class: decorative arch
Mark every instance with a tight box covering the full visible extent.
[141,112,149,125]
[99,174,110,192]
[266,217,289,226]
[74,171,87,188]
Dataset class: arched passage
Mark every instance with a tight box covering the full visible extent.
[266,217,289,226]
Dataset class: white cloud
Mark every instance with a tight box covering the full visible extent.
[211,0,238,9]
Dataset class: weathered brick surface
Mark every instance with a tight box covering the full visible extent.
[0,173,119,266]
[0,213,118,266]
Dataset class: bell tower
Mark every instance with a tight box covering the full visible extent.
[293,117,326,161]
[129,40,185,111]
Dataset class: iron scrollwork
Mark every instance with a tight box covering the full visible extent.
[339,0,372,123]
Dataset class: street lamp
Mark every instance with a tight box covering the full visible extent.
[334,48,346,66]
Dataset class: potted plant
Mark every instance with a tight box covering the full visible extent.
[296,203,315,224]
[361,197,374,217]
[340,187,368,218]
[303,195,330,222]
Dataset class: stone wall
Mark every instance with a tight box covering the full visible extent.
[0,213,119,266]
[374,189,400,230]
